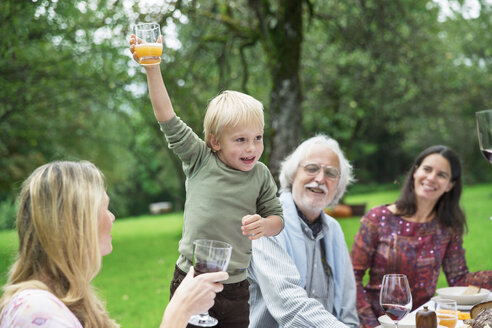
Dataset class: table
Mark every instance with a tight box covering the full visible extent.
[378,295,492,328]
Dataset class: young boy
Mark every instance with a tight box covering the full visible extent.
[130,36,283,327]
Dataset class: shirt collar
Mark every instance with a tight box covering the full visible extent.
[295,204,323,237]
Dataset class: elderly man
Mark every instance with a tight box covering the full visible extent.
[248,135,359,328]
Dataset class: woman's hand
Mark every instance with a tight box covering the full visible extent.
[160,267,228,328]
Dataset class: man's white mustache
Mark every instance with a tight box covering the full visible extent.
[304,182,328,194]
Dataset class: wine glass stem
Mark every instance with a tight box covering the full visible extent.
[395,322,399,328]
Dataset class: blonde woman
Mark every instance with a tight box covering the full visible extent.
[0,161,227,328]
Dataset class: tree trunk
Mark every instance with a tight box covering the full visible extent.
[249,0,304,185]
[268,69,303,185]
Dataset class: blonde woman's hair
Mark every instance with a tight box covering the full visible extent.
[203,90,265,148]
[0,161,118,328]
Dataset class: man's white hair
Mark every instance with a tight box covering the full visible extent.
[279,134,354,207]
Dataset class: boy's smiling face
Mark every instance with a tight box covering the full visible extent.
[210,122,264,172]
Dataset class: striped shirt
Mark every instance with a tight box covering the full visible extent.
[248,224,359,328]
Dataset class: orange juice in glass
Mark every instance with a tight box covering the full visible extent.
[134,23,162,65]
[436,299,458,328]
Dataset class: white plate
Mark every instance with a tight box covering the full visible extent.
[436,287,491,305]
[378,312,416,328]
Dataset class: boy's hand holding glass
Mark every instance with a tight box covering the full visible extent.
[130,22,163,66]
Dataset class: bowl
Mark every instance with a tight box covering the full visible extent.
[436,287,490,305]
[378,312,416,328]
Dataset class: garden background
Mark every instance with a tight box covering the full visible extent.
[1,0,492,327]
[1,183,491,327]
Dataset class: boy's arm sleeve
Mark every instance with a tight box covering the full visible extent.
[256,166,283,224]
[158,116,209,176]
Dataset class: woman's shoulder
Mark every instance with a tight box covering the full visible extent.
[364,204,395,222]
[1,289,82,328]
[12,288,61,303]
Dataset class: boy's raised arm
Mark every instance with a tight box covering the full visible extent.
[145,65,175,122]
[129,35,175,122]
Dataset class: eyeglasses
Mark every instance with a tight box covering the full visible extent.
[300,163,340,180]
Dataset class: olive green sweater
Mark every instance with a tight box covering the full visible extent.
[159,116,283,283]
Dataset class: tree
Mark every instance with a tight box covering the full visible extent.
[2,0,491,225]
[145,0,492,185]
[0,0,137,212]
[137,0,306,183]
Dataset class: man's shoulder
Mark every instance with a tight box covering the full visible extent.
[322,211,343,229]
[251,235,291,263]
[252,235,282,250]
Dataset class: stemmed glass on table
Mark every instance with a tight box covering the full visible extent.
[380,274,413,328]
[188,239,232,327]
[476,109,492,164]
[475,109,492,220]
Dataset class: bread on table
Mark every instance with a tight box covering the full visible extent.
[463,286,481,295]
[471,301,492,319]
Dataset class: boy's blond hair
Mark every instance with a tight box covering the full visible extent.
[204,90,265,148]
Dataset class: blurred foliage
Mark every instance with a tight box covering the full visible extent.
[1,0,492,226]
[0,196,16,230]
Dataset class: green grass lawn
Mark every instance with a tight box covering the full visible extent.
[0,183,491,327]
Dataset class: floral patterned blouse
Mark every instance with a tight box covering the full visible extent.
[350,205,492,328]
[0,289,82,327]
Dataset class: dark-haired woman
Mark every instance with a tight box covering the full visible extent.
[350,145,492,328]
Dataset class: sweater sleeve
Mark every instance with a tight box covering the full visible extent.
[443,232,492,289]
[159,115,209,177]
[256,163,283,222]
[350,213,381,328]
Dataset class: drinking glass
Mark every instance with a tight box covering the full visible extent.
[476,109,492,220]
[133,22,163,65]
[476,109,492,164]
[380,274,412,328]
[435,299,458,328]
[188,239,232,327]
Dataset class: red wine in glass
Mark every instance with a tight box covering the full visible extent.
[194,261,222,276]
[189,239,232,327]
[381,303,411,321]
[380,274,412,328]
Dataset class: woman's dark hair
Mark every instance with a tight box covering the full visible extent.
[394,145,467,233]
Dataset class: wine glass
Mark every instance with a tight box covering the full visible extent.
[476,109,492,220]
[380,274,412,328]
[476,109,492,164]
[188,239,232,327]
[435,298,458,328]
